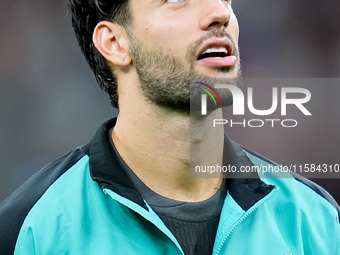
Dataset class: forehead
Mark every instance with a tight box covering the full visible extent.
[126,0,238,35]
[127,0,234,17]
[128,0,161,12]
[127,0,169,27]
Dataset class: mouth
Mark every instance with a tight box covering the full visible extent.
[196,38,237,68]
[197,46,230,60]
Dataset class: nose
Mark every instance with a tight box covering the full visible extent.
[199,0,231,31]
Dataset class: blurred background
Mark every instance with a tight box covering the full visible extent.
[0,0,339,203]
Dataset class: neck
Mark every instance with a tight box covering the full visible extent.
[112,76,225,202]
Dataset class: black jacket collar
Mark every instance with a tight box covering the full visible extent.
[85,118,274,211]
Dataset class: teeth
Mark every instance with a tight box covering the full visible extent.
[203,47,228,54]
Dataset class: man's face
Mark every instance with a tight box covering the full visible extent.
[127,0,241,111]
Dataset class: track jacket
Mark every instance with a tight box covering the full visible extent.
[0,118,339,254]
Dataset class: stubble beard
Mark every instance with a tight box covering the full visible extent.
[127,29,243,113]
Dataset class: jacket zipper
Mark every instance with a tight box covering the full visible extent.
[214,186,279,255]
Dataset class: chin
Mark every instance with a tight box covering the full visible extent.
[197,67,239,79]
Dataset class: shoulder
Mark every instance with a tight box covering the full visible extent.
[243,146,340,220]
[0,147,88,254]
[243,147,339,252]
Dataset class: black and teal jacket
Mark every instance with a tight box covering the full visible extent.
[0,118,339,254]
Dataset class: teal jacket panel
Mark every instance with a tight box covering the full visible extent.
[14,152,339,254]
[11,118,339,255]
[14,156,181,255]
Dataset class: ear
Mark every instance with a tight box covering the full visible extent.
[92,21,132,67]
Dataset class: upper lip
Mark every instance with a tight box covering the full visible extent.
[196,38,234,60]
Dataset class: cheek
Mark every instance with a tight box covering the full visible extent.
[229,15,240,43]
[135,20,188,54]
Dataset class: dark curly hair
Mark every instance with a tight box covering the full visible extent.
[68,0,131,108]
